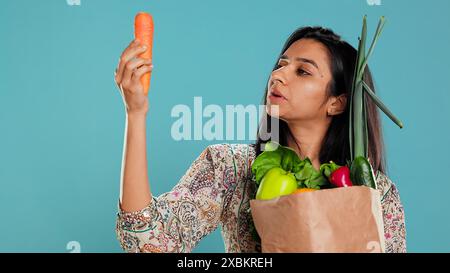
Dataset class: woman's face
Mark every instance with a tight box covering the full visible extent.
[266,38,334,123]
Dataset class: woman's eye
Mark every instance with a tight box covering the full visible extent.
[297,68,310,76]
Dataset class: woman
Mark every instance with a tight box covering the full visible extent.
[114,26,407,253]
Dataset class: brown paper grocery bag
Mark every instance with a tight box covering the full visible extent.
[250,186,385,253]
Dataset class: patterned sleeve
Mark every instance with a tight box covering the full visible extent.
[378,173,407,253]
[115,144,234,253]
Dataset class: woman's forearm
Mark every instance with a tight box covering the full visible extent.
[119,112,152,212]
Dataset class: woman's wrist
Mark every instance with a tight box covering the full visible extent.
[126,111,147,120]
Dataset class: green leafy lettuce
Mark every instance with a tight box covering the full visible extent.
[251,141,330,190]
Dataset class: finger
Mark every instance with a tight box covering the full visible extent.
[131,64,154,85]
[116,39,139,74]
[116,40,141,83]
[122,39,141,59]
[116,42,148,83]
[122,58,152,87]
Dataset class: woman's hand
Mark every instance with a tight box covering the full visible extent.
[114,39,154,116]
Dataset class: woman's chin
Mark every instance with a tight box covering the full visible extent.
[265,104,285,118]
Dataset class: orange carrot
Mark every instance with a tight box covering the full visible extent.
[134,12,154,95]
[293,188,317,194]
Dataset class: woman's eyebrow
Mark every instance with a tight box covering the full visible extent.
[279,54,320,70]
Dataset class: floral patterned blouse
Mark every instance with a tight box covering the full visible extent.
[116,143,407,253]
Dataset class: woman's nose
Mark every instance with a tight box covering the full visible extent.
[270,65,290,86]
[270,73,286,88]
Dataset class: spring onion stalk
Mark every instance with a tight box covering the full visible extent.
[362,81,404,128]
[349,17,367,161]
[351,16,367,160]
[350,15,403,160]
[348,16,404,189]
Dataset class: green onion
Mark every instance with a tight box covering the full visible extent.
[349,15,403,161]
[362,81,404,128]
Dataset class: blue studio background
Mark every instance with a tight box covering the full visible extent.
[1,0,449,253]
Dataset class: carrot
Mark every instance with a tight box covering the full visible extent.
[134,12,154,95]
[293,188,317,194]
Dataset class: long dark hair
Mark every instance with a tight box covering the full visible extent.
[255,26,386,174]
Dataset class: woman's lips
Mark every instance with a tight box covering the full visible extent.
[268,94,287,103]
[268,87,287,103]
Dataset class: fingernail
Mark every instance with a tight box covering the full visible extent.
[142,45,147,50]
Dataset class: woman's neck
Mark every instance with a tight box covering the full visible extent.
[286,120,330,170]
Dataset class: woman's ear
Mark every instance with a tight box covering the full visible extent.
[327,94,348,116]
